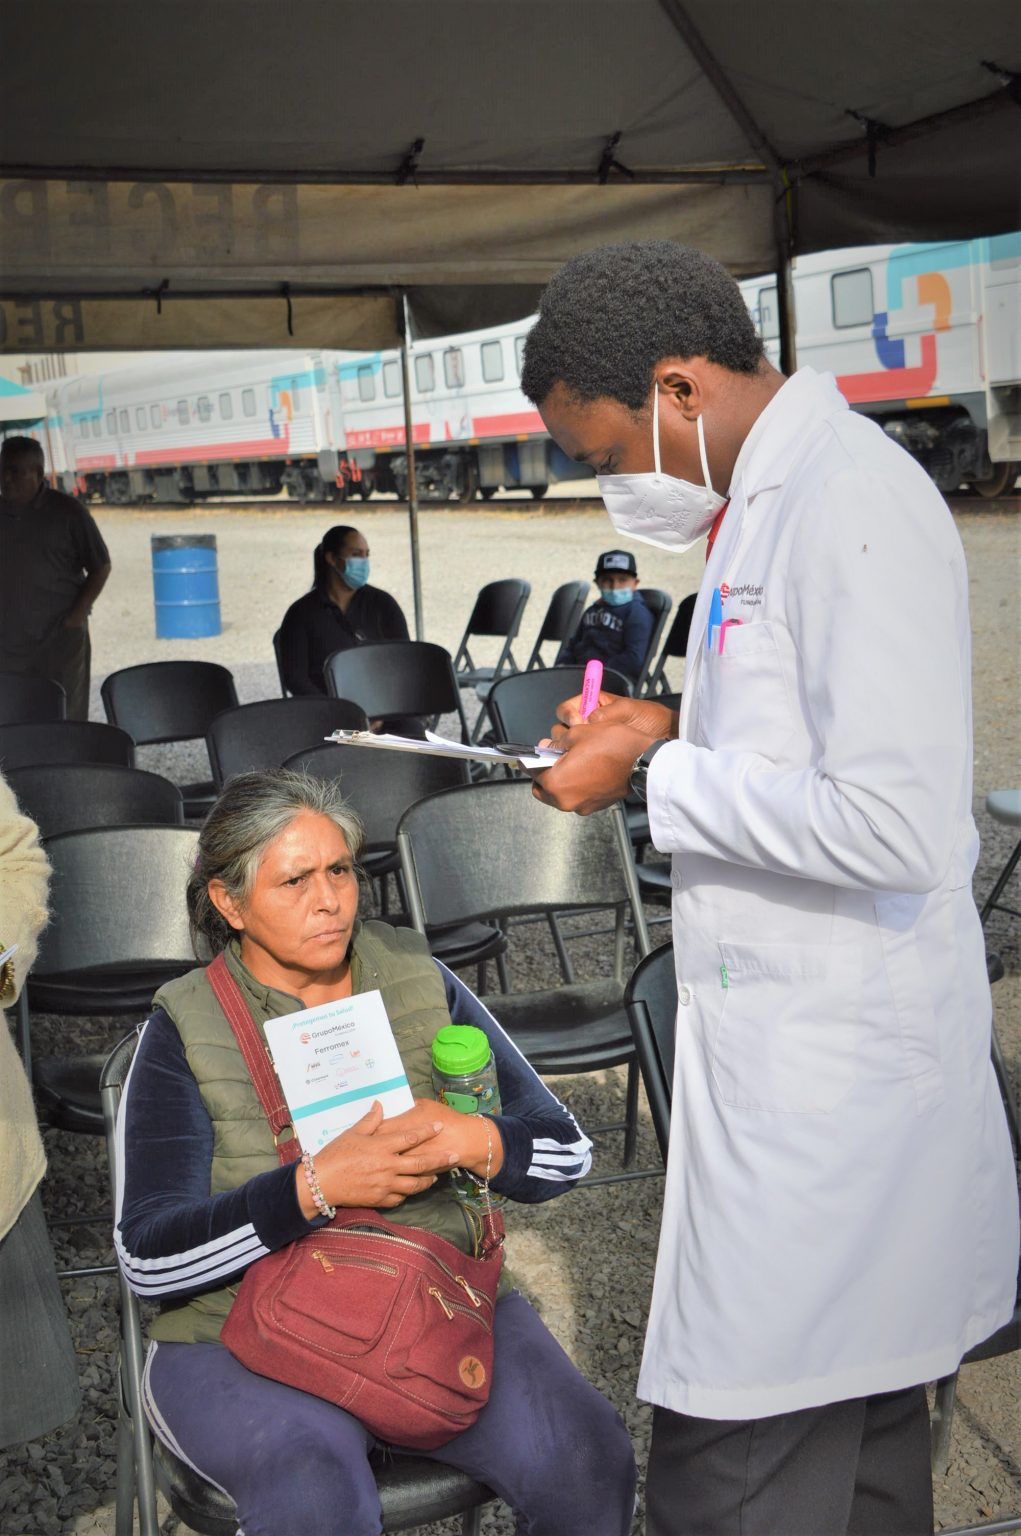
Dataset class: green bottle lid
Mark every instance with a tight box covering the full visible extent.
[431,1024,491,1077]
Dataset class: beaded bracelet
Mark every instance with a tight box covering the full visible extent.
[301,1148,337,1221]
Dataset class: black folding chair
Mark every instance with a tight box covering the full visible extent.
[281,742,506,985]
[631,588,673,695]
[486,665,632,754]
[101,1032,495,1536]
[397,780,652,1176]
[452,579,531,695]
[644,592,697,696]
[272,628,288,695]
[207,696,368,789]
[524,581,591,671]
[324,641,470,744]
[102,660,240,816]
[0,671,67,724]
[6,763,184,840]
[0,719,135,772]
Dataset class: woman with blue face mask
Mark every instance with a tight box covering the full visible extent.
[557,548,654,685]
[277,525,410,701]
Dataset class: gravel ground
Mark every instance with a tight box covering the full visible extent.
[2,497,1018,1534]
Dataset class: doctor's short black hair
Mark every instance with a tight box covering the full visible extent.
[520,241,764,412]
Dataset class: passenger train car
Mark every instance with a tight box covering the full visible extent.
[22,236,1021,502]
[740,234,1020,496]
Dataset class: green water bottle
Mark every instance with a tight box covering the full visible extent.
[431,1024,505,1209]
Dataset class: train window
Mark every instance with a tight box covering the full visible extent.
[119,409,130,434]
[135,407,146,431]
[444,348,465,388]
[150,404,161,428]
[481,341,504,383]
[514,336,527,376]
[92,417,102,438]
[415,354,435,393]
[831,268,874,328]
[106,410,116,434]
[197,396,213,423]
[290,378,301,407]
[76,419,86,439]
[177,399,190,425]
[357,366,376,403]
[757,286,779,340]
[219,392,233,420]
[242,388,257,417]
[383,360,401,398]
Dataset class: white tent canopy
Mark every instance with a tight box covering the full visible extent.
[1,0,1017,350]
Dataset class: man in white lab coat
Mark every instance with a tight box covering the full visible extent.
[520,242,1018,1535]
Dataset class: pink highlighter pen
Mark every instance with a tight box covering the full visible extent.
[580,659,604,720]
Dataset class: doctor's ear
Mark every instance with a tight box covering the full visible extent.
[654,363,706,421]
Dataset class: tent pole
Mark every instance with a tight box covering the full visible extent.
[398,292,424,641]
[774,173,797,376]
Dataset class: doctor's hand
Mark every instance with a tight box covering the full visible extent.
[529,720,650,815]
[551,691,678,741]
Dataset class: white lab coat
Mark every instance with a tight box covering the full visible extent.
[639,367,1018,1421]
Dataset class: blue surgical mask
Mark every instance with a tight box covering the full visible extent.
[343,557,370,590]
[600,587,634,607]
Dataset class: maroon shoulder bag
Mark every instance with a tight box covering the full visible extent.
[206,952,505,1450]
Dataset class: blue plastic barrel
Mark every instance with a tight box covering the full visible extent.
[151,534,222,639]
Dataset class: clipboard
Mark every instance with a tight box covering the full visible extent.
[324,729,559,770]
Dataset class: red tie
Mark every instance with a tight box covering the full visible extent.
[705,499,730,563]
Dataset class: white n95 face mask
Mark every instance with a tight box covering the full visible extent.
[597,387,727,552]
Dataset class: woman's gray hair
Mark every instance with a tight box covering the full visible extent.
[187,769,364,955]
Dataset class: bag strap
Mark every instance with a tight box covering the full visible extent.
[206,951,298,1167]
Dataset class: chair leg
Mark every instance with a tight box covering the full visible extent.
[546,912,575,984]
[494,949,510,993]
[991,1021,1021,1151]
[114,1404,135,1536]
[979,836,1021,925]
[930,1370,959,1477]
[623,1059,640,1169]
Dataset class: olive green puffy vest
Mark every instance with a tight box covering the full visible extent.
[148,922,500,1345]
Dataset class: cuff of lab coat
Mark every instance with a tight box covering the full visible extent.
[645,738,687,853]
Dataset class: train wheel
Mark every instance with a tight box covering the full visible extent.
[357,477,373,501]
[974,461,1018,499]
[529,484,549,500]
[104,473,132,505]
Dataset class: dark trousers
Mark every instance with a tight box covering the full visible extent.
[645,1386,934,1536]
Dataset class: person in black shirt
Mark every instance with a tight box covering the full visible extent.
[277,525,409,696]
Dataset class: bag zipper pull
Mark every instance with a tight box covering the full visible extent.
[311,1249,335,1274]
[456,1275,482,1307]
[428,1286,455,1319]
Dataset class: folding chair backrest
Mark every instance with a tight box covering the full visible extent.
[624,943,677,1161]
[525,581,590,668]
[397,779,648,937]
[462,579,531,640]
[207,697,368,788]
[487,666,632,747]
[632,588,673,694]
[0,671,67,724]
[272,630,287,695]
[6,764,184,839]
[324,642,468,738]
[102,661,239,744]
[0,719,136,772]
[645,593,697,695]
[34,825,199,977]
[281,741,469,852]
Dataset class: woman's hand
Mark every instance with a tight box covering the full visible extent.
[389,1100,505,1181]
[298,1100,457,1215]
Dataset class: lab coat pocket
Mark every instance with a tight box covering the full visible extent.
[694,621,795,759]
[711,940,861,1114]
[874,897,945,1114]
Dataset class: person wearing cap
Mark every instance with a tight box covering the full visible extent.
[557,549,654,685]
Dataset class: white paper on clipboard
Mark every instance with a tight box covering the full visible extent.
[324,729,558,770]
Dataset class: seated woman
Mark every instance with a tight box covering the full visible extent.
[116,769,636,1536]
[277,524,409,696]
